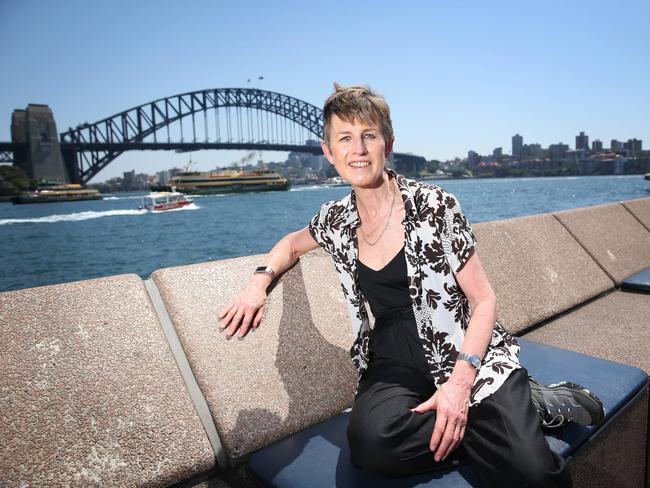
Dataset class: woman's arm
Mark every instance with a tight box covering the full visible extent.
[218,226,320,338]
[413,250,497,462]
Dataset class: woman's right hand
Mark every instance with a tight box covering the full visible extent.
[217,227,320,338]
[218,277,268,338]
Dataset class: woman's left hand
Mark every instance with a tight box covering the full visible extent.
[412,381,471,462]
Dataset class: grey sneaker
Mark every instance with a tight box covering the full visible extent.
[529,377,606,429]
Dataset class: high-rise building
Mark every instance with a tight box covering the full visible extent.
[624,138,642,156]
[592,139,603,152]
[549,143,569,161]
[611,139,623,151]
[512,134,523,160]
[492,147,503,158]
[467,150,480,168]
[523,143,543,160]
[576,131,589,150]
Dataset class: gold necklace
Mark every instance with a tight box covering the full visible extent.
[358,180,397,247]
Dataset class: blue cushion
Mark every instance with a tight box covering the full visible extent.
[247,339,648,488]
[622,267,650,292]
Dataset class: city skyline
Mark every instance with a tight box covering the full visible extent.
[1,0,648,182]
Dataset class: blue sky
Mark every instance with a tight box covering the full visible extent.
[1,0,648,182]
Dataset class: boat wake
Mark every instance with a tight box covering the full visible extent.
[290,185,323,192]
[0,209,147,225]
[102,195,145,200]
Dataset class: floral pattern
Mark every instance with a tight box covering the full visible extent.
[308,168,520,405]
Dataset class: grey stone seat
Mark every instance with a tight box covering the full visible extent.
[0,275,216,487]
[150,250,358,466]
[553,201,650,286]
[523,290,650,374]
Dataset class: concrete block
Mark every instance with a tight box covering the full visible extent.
[569,386,648,488]
[152,249,357,462]
[622,196,650,232]
[523,290,650,374]
[473,214,613,335]
[0,274,214,487]
[554,202,650,285]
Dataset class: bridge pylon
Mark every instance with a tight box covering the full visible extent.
[11,104,70,183]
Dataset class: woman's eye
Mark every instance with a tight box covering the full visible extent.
[339,136,351,142]
[363,133,376,139]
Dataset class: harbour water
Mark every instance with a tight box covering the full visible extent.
[1,174,648,293]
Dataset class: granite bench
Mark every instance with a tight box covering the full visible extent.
[150,201,650,487]
[2,197,649,487]
[0,275,218,487]
[475,197,650,487]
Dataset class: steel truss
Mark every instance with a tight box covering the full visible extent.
[60,88,325,183]
[0,150,15,163]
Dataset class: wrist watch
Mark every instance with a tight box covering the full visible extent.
[254,266,275,280]
[457,352,481,370]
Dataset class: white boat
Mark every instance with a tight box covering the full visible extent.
[138,192,193,212]
[323,176,350,187]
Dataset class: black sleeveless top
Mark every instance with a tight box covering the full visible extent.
[357,245,412,318]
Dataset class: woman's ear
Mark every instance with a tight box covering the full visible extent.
[385,136,394,157]
[321,140,334,164]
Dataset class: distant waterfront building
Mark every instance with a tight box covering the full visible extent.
[549,143,569,161]
[467,150,480,168]
[123,170,135,186]
[624,138,642,156]
[592,139,603,152]
[611,139,623,151]
[512,134,523,160]
[493,147,503,158]
[576,131,589,151]
[523,143,543,160]
[156,170,171,184]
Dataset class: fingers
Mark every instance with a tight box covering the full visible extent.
[252,306,264,329]
[218,302,233,319]
[412,394,437,414]
[437,418,464,461]
[236,309,255,338]
[427,388,468,462]
[219,301,265,338]
[429,408,446,453]
[225,308,244,337]
[219,304,238,331]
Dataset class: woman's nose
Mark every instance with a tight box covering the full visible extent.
[352,136,368,154]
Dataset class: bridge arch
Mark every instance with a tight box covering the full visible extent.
[60,88,326,183]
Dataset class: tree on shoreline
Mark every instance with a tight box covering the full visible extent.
[0,165,34,196]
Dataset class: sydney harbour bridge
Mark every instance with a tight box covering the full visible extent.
[1,88,425,184]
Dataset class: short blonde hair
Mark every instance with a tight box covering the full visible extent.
[322,83,393,146]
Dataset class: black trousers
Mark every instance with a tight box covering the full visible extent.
[347,308,571,488]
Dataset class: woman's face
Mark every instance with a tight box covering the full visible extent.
[321,114,393,189]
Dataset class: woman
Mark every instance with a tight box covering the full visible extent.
[218,84,603,487]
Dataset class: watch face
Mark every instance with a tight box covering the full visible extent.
[255,266,268,273]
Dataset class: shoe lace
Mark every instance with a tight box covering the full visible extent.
[531,394,568,429]
[540,413,566,429]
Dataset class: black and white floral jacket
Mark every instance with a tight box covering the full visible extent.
[308,168,520,405]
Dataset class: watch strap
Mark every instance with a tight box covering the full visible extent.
[254,266,275,280]
[457,351,481,370]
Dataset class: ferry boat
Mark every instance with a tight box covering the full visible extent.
[12,182,102,204]
[139,192,193,212]
[158,169,290,194]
